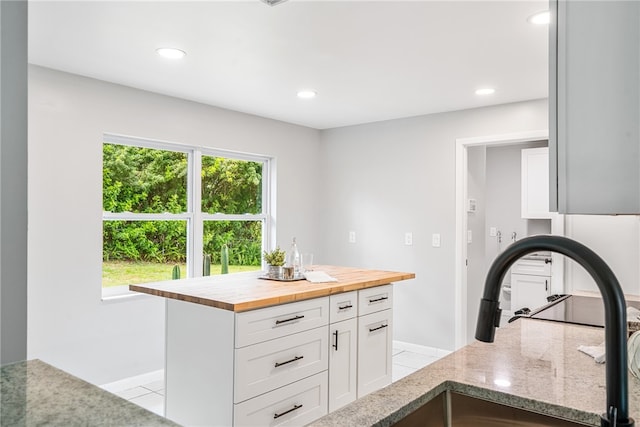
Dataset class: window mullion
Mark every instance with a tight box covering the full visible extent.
[191,149,203,278]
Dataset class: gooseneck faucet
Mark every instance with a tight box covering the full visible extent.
[475,235,634,427]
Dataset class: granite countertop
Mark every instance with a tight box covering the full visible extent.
[309,318,640,427]
[1,359,178,427]
[130,265,415,312]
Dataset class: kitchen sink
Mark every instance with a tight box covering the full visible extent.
[393,391,589,427]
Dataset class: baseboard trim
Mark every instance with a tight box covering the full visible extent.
[393,340,452,358]
[100,369,164,393]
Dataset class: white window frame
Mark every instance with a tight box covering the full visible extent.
[102,133,274,299]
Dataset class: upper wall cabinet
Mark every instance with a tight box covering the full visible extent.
[522,147,551,219]
[550,0,640,214]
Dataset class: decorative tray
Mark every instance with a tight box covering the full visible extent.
[258,275,306,282]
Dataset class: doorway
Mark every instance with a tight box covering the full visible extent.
[454,130,565,349]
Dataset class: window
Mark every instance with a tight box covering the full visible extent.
[102,135,271,296]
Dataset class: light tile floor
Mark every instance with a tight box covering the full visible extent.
[103,344,446,417]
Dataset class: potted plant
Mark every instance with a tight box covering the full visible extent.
[263,246,286,279]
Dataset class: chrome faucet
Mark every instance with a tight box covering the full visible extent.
[475,235,634,427]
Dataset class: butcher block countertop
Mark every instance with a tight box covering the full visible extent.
[130,265,415,312]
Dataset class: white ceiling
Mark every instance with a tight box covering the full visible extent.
[28,0,549,130]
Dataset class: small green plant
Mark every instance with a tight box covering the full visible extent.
[263,247,286,266]
[203,254,211,276]
[221,244,229,275]
[172,265,181,280]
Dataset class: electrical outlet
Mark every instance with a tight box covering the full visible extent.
[348,231,356,243]
[404,232,413,246]
[489,227,497,237]
[432,233,441,248]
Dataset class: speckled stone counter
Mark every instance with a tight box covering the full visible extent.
[309,319,640,427]
[1,359,178,426]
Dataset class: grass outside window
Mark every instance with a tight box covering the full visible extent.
[102,261,261,287]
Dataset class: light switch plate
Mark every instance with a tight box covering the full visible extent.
[349,231,356,243]
[432,233,441,247]
[404,232,413,246]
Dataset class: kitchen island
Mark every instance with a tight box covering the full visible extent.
[130,265,415,426]
[309,317,640,426]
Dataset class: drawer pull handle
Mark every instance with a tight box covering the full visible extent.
[369,323,388,333]
[369,296,388,304]
[273,404,303,419]
[275,315,305,325]
[274,355,304,368]
[333,330,339,351]
[338,304,353,311]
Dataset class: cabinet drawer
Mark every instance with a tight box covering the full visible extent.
[234,371,328,427]
[358,285,392,316]
[329,291,358,323]
[357,309,392,398]
[512,258,552,276]
[234,326,328,403]
[236,297,329,348]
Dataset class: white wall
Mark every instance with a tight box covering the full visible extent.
[28,66,322,384]
[485,143,546,263]
[318,99,548,350]
[565,215,640,296]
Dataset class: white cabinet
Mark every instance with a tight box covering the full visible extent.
[511,274,550,312]
[328,317,357,412]
[164,285,394,426]
[356,285,393,398]
[165,297,329,426]
[357,308,393,398]
[521,147,551,219]
[328,292,358,412]
[328,287,393,409]
[550,0,640,214]
[511,255,551,312]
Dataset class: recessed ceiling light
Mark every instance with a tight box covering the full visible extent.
[475,88,495,96]
[297,90,317,99]
[156,47,186,60]
[528,10,551,25]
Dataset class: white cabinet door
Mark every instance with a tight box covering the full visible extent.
[357,309,392,398]
[521,147,550,219]
[511,274,550,312]
[551,0,640,214]
[328,317,357,412]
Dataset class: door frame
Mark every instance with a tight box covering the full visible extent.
[454,129,549,350]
